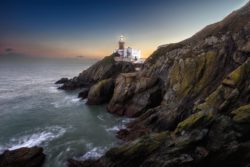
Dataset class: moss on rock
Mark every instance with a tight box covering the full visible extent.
[169,51,218,98]
[175,111,214,134]
[104,132,169,167]
[87,79,114,105]
[196,59,250,112]
[232,104,250,123]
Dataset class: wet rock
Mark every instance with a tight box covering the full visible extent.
[68,159,104,167]
[0,147,45,167]
[55,77,69,84]
[78,88,89,99]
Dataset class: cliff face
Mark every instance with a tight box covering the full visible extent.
[69,2,250,167]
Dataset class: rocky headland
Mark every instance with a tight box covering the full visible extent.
[64,2,250,167]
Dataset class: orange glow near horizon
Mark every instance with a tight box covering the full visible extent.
[0,1,248,59]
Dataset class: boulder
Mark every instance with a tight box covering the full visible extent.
[0,147,45,167]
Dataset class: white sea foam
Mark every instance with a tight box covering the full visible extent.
[106,126,121,132]
[97,115,105,121]
[105,118,134,133]
[71,98,80,103]
[1,126,66,151]
[106,124,126,133]
[51,96,81,108]
[48,86,60,93]
[122,118,134,124]
[81,147,108,160]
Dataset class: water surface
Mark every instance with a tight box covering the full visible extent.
[0,57,127,167]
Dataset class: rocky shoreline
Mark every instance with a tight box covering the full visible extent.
[64,2,250,167]
[1,2,249,167]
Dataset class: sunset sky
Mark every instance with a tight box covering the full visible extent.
[0,0,248,58]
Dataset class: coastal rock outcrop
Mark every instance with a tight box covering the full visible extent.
[71,2,250,167]
[55,77,69,84]
[87,79,114,105]
[107,73,163,117]
[58,54,135,90]
[0,147,45,167]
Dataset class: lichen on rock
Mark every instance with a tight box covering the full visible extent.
[174,111,214,134]
[232,104,250,123]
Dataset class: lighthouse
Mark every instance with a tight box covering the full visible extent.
[119,35,125,49]
[114,35,141,62]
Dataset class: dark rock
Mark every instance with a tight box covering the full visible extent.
[58,55,135,90]
[68,159,104,167]
[0,147,45,167]
[78,88,89,99]
[55,77,69,84]
[103,132,169,167]
[87,79,114,105]
[107,73,163,117]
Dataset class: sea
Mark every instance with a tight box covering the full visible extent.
[0,56,129,167]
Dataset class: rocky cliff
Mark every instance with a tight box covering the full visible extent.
[57,54,135,91]
[69,2,250,167]
[56,53,135,104]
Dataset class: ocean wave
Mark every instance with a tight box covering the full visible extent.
[51,96,81,108]
[48,86,60,93]
[122,118,134,124]
[97,115,105,121]
[71,98,80,103]
[82,99,87,103]
[106,124,126,133]
[106,118,134,133]
[0,126,66,153]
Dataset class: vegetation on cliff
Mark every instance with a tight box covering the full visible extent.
[68,2,250,167]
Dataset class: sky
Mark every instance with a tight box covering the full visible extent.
[0,0,248,58]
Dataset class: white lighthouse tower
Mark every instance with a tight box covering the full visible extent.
[115,35,141,62]
[117,35,126,57]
